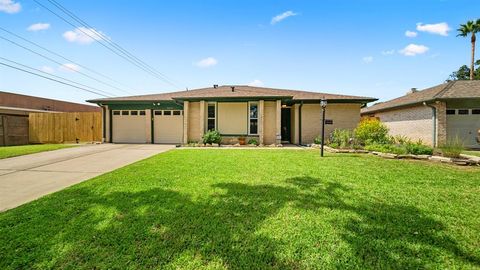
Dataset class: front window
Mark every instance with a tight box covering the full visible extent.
[207,103,216,131]
[249,102,258,135]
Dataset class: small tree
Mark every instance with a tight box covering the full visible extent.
[355,118,390,145]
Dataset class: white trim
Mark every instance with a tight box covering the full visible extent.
[207,102,216,131]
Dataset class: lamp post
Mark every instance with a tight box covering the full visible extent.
[320,98,327,157]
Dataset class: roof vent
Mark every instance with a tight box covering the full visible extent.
[407,88,418,95]
[231,86,235,92]
[213,84,218,89]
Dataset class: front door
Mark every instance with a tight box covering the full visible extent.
[281,108,291,142]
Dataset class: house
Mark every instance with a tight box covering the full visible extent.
[87,85,376,145]
[0,91,100,146]
[361,81,480,148]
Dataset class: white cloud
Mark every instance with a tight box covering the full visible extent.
[27,23,50,32]
[63,27,105,45]
[271,11,298,25]
[59,63,81,72]
[399,44,429,56]
[194,57,217,68]
[381,49,395,55]
[405,30,417,37]
[40,66,54,74]
[0,0,21,14]
[362,56,373,64]
[248,79,264,87]
[416,22,450,36]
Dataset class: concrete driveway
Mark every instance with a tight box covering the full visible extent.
[0,144,175,212]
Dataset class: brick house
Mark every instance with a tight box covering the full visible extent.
[361,81,480,148]
[87,85,376,145]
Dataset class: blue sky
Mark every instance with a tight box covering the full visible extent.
[0,0,479,105]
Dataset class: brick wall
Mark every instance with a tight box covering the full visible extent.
[0,91,100,112]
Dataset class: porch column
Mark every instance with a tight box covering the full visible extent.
[259,100,264,145]
[276,100,281,144]
[183,101,189,144]
[434,101,447,146]
[199,100,205,139]
[292,104,299,144]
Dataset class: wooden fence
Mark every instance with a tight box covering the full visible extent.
[0,115,29,146]
[29,112,102,144]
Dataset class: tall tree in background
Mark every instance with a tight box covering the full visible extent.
[457,19,480,80]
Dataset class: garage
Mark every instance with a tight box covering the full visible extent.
[447,108,480,148]
[112,110,148,143]
[153,109,183,144]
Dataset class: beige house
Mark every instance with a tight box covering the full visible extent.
[361,81,480,148]
[88,85,376,145]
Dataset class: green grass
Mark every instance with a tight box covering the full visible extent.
[0,150,479,269]
[0,144,77,159]
[463,150,480,157]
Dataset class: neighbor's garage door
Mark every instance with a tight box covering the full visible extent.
[112,110,147,143]
[153,110,183,144]
[447,108,480,148]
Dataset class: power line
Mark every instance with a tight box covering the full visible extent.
[0,26,134,95]
[0,61,109,97]
[0,35,120,96]
[0,57,114,98]
[33,0,184,89]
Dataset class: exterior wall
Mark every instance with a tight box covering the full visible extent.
[187,101,201,142]
[301,103,361,144]
[183,101,189,144]
[291,104,299,144]
[263,101,277,145]
[217,102,248,135]
[373,105,434,145]
[434,102,447,146]
[104,106,111,142]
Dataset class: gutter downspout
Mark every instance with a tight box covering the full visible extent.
[423,102,437,147]
[299,101,303,145]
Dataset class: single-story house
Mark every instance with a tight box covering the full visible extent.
[361,81,480,148]
[87,85,376,145]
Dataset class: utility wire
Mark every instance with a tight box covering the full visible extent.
[0,26,134,95]
[0,57,114,98]
[34,0,184,89]
[0,35,119,97]
[0,61,109,97]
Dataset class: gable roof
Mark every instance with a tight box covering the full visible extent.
[87,85,377,104]
[361,80,480,114]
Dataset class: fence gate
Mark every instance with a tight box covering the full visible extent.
[0,115,29,146]
[29,112,102,144]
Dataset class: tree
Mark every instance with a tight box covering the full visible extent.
[448,59,480,81]
[457,19,480,80]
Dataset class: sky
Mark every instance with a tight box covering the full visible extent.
[0,0,479,105]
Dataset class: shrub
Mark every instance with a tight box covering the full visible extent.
[405,140,433,155]
[364,143,408,155]
[355,118,390,145]
[439,136,464,158]
[313,135,322,145]
[202,130,222,144]
[247,138,258,145]
[330,129,355,149]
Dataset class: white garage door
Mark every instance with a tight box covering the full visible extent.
[112,110,147,143]
[447,108,480,148]
[153,110,183,144]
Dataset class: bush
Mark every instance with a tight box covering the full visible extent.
[364,143,408,155]
[313,135,322,145]
[247,138,258,145]
[355,118,390,145]
[329,129,355,149]
[439,136,464,158]
[202,130,222,144]
[405,140,433,155]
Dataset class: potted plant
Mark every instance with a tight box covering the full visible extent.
[238,136,246,145]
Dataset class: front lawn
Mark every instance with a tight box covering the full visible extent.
[464,150,480,157]
[0,144,77,159]
[0,150,479,269]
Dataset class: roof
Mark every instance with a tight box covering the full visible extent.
[361,80,480,114]
[87,85,377,103]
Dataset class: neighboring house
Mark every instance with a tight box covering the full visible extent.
[87,85,376,145]
[0,91,100,146]
[361,81,480,148]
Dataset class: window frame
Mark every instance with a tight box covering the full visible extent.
[248,101,259,135]
[207,102,216,131]
[458,109,469,115]
[446,109,456,115]
[113,110,120,115]
[472,109,480,115]
[121,110,129,116]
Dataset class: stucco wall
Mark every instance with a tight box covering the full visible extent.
[301,103,361,144]
[188,101,201,142]
[263,101,277,145]
[374,105,434,145]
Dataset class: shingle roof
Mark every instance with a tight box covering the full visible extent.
[87,85,377,103]
[361,80,480,114]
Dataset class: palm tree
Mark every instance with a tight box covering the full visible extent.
[457,19,480,80]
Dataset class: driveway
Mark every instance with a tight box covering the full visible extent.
[0,144,175,212]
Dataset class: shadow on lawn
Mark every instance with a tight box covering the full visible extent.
[0,177,478,269]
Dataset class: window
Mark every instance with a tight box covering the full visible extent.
[472,109,480,115]
[154,111,162,115]
[131,111,138,115]
[446,109,456,115]
[458,109,469,115]
[121,111,129,116]
[207,103,216,131]
[163,110,172,116]
[173,110,181,116]
[249,102,258,135]
[113,111,120,115]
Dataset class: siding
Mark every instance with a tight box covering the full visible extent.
[188,101,201,142]
[263,101,276,144]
